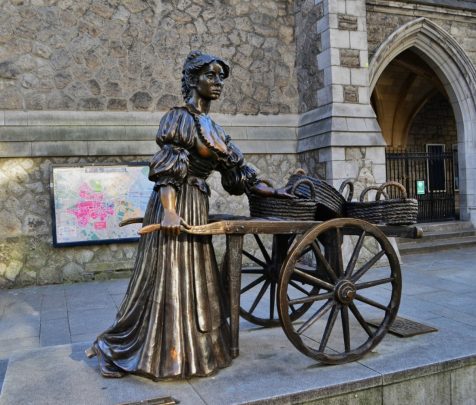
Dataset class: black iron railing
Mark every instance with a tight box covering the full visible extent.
[385,148,455,222]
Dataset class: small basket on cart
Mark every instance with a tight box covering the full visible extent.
[286,169,346,220]
[248,178,317,220]
[345,181,418,225]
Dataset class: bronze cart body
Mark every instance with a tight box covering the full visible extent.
[138,215,422,364]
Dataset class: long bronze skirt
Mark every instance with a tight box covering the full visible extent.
[95,183,232,380]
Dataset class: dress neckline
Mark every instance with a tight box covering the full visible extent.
[183,104,229,158]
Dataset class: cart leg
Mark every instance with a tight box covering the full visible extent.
[226,234,244,358]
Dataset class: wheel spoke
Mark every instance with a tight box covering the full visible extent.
[288,280,312,296]
[287,294,297,315]
[288,291,334,306]
[248,280,270,314]
[351,250,385,282]
[241,267,265,274]
[349,302,373,337]
[269,280,276,320]
[341,306,350,352]
[354,294,389,311]
[293,269,334,291]
[240,275,266,294]
[242,249,267,268]
[254,234,271,264]
[311,241,338,282]
[318,303,340,352]
[345,230,366,278]
[333,228,344,277]
[355,277,394,290]
[297,299,333,335]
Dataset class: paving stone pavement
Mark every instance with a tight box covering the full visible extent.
[0,245,475,402]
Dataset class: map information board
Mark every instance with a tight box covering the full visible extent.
[51,164,154,246]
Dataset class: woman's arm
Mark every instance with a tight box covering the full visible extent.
[160,186,182,236]
[250,181,294,198]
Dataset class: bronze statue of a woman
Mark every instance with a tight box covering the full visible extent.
[86,51,290,380]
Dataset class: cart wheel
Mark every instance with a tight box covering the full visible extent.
[278,218,401,364]
[240,234,318,327]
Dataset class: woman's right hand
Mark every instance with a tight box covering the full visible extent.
[160,209,182,236]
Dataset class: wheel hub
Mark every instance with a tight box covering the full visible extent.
[335,280,356,304]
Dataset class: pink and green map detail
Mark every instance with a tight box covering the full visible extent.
[52,165,153,244]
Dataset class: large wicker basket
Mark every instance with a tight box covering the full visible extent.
[248,178,317,220]
[345,182,418,225]
[286,170,346,220]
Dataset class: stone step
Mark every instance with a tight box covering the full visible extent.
[398,229,476,244]
[416,220,474,233]
[399,235,476,255]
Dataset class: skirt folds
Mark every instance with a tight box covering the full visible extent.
[96,183,231,380]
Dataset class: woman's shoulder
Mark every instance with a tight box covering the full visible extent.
[157,106,196,147]
[161,106,194,124]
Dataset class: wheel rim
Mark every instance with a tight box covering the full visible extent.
[240,234,318,327]
[278,218,401,364]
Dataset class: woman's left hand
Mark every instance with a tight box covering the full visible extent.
[251,182,294,199]
[272,187,294,199]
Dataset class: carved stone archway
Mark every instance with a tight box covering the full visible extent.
[369,18,476,224]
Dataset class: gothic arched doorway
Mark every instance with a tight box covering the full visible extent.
[369,18,476,224]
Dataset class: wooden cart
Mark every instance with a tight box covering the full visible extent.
[136,215,423,365]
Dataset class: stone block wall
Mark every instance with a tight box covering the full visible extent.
[0,0,298,115]
[0,153,298,288]
[366,0,476,65]
[407,93,457,150]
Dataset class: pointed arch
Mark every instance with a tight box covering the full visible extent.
[369,17,476,224]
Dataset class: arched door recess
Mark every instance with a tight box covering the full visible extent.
[369,18,476,224]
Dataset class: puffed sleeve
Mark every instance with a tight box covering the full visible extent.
[148,108,195,190]
[219,139,260,196]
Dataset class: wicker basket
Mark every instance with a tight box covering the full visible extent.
[338,179,355,202]
[248,178,317,220]
[286,170,346,220]
[345,182,418,225]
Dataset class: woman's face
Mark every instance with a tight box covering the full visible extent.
[194,62,225,100]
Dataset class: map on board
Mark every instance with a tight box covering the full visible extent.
[51,164,154,246]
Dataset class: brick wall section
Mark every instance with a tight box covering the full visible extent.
[0,0,298,114]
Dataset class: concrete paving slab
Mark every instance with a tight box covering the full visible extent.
[428,306,476,327]
[189,327,381,405]
[68,307,117,336]
[0,246,475,404]
[41,295,67,311]
[40,308,68,321]
[0,360,8,395]
[358,328,476,385]
[0,344,205,405]
[104,280,128,295]
[71,333,98,344]
[0,337,39,360]
[0,315,40,341]
[40,318,71,346]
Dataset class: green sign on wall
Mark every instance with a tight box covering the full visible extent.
[416,180,425,195]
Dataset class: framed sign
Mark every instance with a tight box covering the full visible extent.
[50,163,154,247]
[416,180,425,195]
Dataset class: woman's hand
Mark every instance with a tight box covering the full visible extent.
[159,185,184,236]
[161,209,182,236]
[272,187,294,199]
[251,182,294,199]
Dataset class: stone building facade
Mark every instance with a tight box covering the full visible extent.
[1,0,475,287]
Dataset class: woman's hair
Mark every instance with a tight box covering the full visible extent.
[181,50,230,102]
